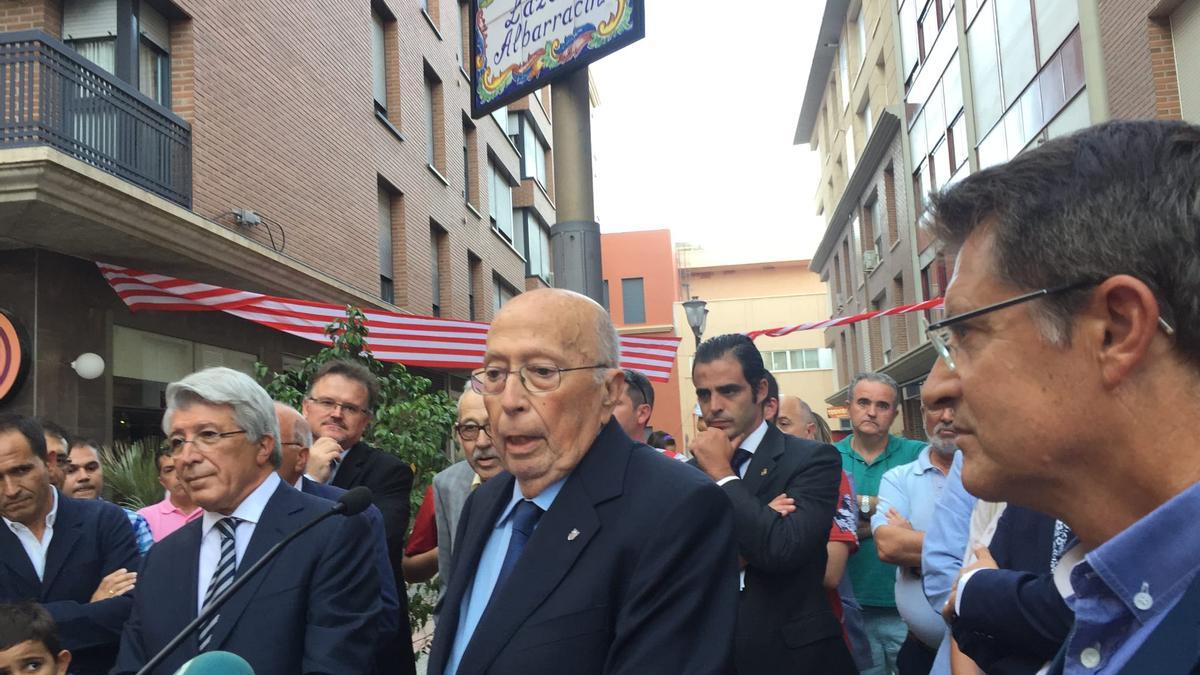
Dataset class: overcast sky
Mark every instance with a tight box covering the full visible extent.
[590,1,827,265]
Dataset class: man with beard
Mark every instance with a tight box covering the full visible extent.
[403,390,504,608]
[871,398,958,673]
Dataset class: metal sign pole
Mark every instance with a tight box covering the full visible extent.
[550,66,604,304]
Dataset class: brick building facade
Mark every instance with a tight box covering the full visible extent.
[0,0,557,441]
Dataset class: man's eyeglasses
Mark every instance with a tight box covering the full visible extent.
[469,363,610,395]
[455,422,492,441]
[166,429,247,456]
[625,374,651,408]
[306,397,372,418]
[927,279,1176,371]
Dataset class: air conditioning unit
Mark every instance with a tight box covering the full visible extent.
[863,249,880,272]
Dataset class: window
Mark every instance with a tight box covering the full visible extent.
[511,113,548,186]
[491,104,507,133]
[764,348,834,372]
[870,197,885,254]
[522,210,552,281]
[856,9,869,71]
[372,9,388,112]
[430,225,446,316]
[621,277,646,324]
[63,0,117,73]
[377,184,396,303]
[968,4,1001,135]
[425,67,444,171]
[837,38,851,111]
[899,0,920,84]
[874,294,893,365]
[462,117,476,205]
[1035,0,1078,57]
[488,158,515,242]
[138,39,169,106]
[996,0,1036,107]
[458,0,470,71]
[468,255,482,320]
[602,280,610,310]
[493,275,517,312]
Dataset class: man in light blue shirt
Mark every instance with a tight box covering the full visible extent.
[921,451,975,674]
[872,400,956,673]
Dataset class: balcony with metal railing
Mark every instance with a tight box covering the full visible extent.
[0,30,191,207]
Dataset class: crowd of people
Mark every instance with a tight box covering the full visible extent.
[1,119,1198,674]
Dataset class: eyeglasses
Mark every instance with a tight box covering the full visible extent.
[927,279,1176,371]
[166,429,247,456]
[625,374,651,408]
[454,422,492,441]
[469,363,610,395]
[306,397,372,418]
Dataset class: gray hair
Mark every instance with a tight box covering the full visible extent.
[849,371,901,407]
[794,397,833,444]
[163,367,282,467]
[930,120,1200,360]
[275,403,313,448]
[595,308,621,381]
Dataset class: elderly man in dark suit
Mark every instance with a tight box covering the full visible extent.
[302,359,416,675]
[428,288,738,675]
[690,333,856,674]
[113,367,380,675]
[0,414,140,675]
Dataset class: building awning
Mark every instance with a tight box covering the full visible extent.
[99,264,682,380]
[824,342,937,406]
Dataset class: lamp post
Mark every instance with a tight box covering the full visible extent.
[682,298,708,348]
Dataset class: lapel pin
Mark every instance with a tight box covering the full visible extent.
[760,468,769,476]
[568,528,580,541]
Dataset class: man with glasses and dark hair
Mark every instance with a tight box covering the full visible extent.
[428,289,737,675]
[920,120,1200,674]
[114,367,381,674]
[301,358,417,675]
[835,371,927,675]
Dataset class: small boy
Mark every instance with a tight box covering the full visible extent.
[0,603,70,675]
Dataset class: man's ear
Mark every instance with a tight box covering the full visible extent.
[257,435,276,466]
[602,369,626,408]
[1092,275,1163,387]
[636,403,653,427]
[55,649,72,675]
[296,447,310,474]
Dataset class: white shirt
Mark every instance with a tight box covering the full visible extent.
[3,489,58,581]
[197,472,281,612]
[711,420,769,591]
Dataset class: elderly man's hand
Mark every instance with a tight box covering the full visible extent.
[767,493,795,517]
[943,545,998,624]
[305,436,345,483]
[91,568,136,602]
[690,427,739,481]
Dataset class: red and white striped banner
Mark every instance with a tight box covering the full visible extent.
[744,297,945,340]
[97,263,680,381]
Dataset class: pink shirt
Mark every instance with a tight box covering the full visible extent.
[137,497,202,542]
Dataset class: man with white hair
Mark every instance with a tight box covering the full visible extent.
[113,367,381,675]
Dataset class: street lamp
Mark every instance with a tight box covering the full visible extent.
[682,298,708,348]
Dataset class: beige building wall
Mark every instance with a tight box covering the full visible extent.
[674,260,835,449]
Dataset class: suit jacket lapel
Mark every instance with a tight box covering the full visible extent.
[206,483,299,650]
[41,494,82,592]
[331,442,369,490]
[428,476,512,674]
[456,420,628,675]
[740,427,785,497]
[0,520,41,591]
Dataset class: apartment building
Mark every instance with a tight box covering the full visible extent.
[0,0,556,441]
[673,250,837,448]
[600,229,683,443]
[796,0,1184,436]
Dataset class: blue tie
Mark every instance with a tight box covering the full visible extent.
[494,500,543,593]
[732,448,753,476]
[198,517,241,651]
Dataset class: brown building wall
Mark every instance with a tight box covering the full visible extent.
[1099,0,1178,120]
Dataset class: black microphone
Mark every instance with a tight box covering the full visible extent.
[136,485,376,675]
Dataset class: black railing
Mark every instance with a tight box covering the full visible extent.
[0,31,191,207]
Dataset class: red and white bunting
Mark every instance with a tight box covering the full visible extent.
[745,297,945,340]
[98,263,680,381]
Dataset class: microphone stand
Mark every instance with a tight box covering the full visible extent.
[135,504,347,675]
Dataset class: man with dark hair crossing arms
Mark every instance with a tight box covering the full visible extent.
[691,333,855,673]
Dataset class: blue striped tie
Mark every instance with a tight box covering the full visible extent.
[198,517,241,651]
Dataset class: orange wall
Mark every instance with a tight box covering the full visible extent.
[601,230,683,442]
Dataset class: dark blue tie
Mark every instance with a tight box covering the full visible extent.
[732,448,753,476]
[495,500,544,592]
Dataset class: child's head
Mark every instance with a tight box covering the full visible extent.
[0,603,70,675]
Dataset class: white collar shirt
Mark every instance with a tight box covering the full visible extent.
[3,489,58,581]
[196,472,281,612]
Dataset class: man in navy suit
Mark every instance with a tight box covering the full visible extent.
[273,401,402,669]
[113,367,381,675]
[922,121,1200,674]
[0,414,140,675]
[428,288,739,675]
